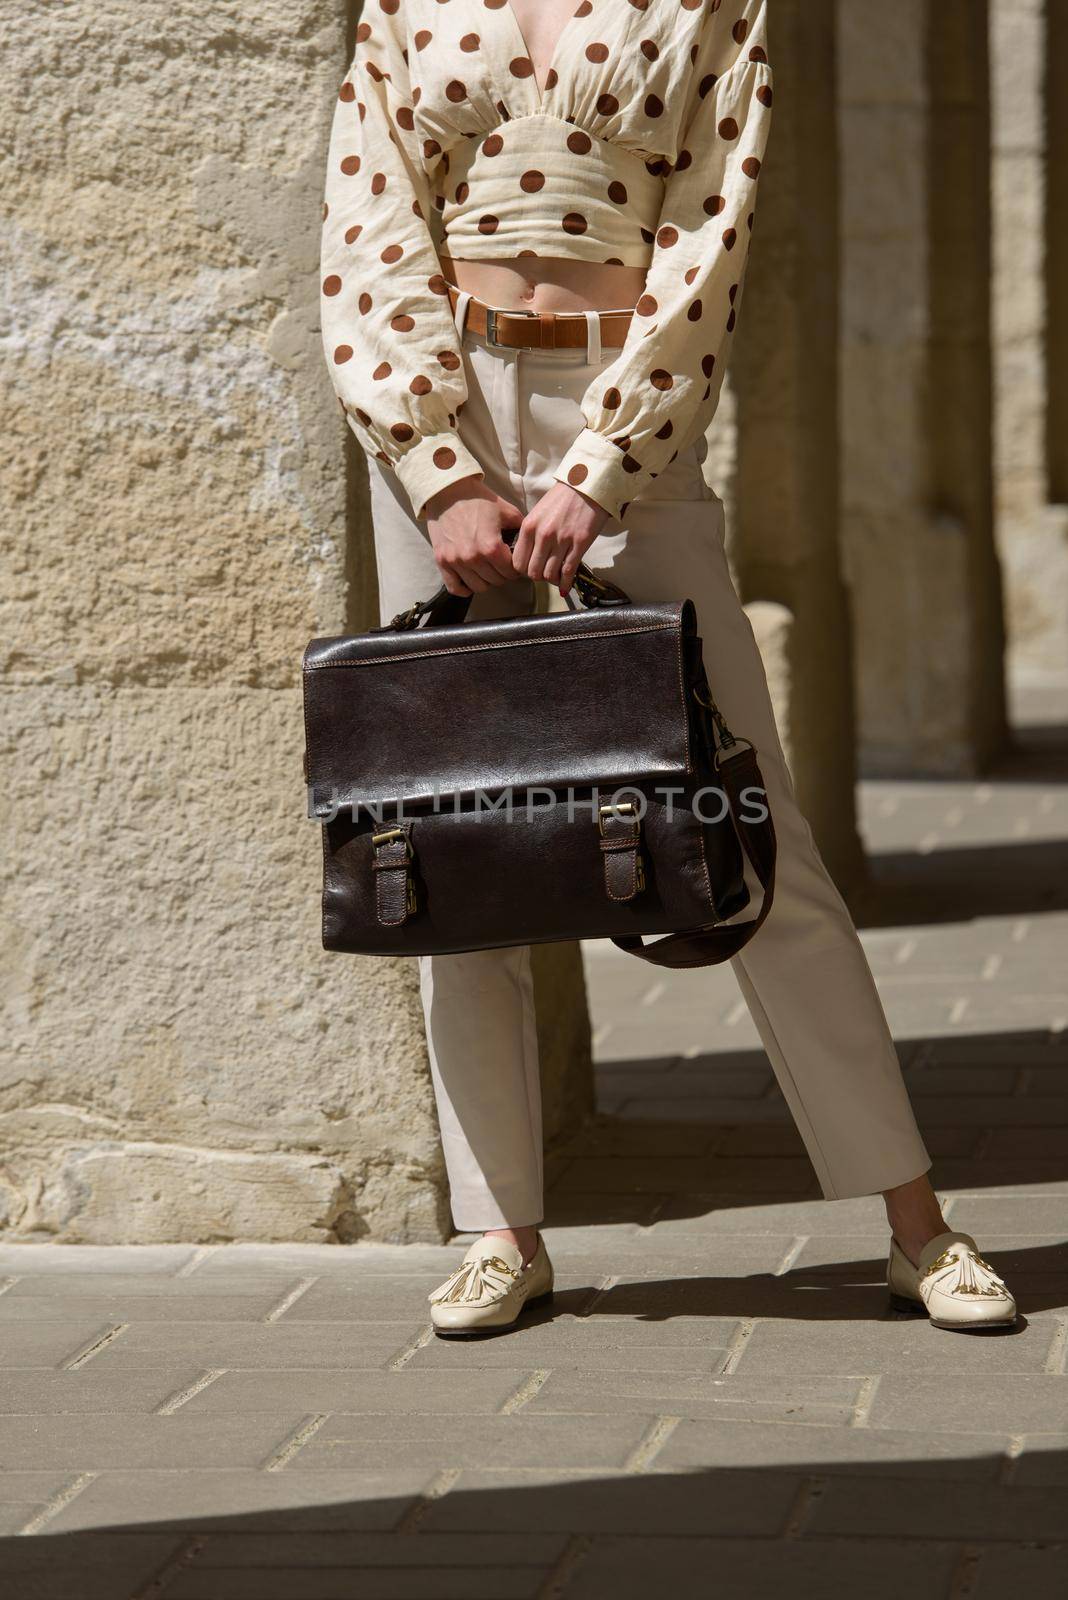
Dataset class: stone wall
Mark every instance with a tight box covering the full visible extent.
[990,0,1068,675]
[838,0,1007,777]
[732,0,863,889]
[0,0,591,1244]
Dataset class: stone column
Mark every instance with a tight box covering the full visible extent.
[730,0,864,889]
[990,0,1068,673]
[0,0,591,1245]
[838,0,1007,774]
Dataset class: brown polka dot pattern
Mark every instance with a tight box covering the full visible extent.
[321,0,774,521]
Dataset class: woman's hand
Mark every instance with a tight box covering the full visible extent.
[425,476,525,596]
[510,482,612,598]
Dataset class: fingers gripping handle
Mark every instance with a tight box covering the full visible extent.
[380,526,631,631]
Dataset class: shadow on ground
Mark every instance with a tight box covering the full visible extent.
[1,1445,1065,1597]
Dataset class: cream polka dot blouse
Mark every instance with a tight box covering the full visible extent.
[321,0,773,523]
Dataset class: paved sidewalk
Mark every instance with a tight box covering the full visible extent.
[1,683,1066,1599]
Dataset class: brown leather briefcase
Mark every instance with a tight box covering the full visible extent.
[302,559,776,969]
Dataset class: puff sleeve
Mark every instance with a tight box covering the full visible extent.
[552,0,774,521]
[320,14,485,521]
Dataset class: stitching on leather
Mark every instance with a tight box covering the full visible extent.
[675,618,694,776]
[306,620,678,669]
[604,847,638,902]
[375,861,408,927]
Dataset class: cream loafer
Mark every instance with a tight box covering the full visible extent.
[888,1229,1016,1331]
[429,1233,554,1338]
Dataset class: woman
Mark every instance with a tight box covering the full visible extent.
[320,0,1016,1336]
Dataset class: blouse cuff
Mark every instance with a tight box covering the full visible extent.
[388,430,486,522]
[553,427,653,522]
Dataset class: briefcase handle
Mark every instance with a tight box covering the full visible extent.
[379,526,631,632]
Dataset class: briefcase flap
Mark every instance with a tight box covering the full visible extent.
[303,600,699,811]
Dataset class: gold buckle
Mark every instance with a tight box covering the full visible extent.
[598,802,645,891]
[372,826,412,858]
[597,800,636,837]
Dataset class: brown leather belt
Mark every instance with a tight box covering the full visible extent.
[446,281,634,350]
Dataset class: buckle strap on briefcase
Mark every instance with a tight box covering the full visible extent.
[598,801,645,903]
[372,823,417,927]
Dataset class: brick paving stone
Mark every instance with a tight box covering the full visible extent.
[44,1470,431,1533]
[901,1064,1021,1094]
[923,1160,1068,1191]
[788,1235,900,1272]
[0,1369,202,1414]
[1011,1437,1068,1485]
[552,1155,816,1195]
[912,1096,1068,1126]
[0,1412,310,1471]
[270,1277,447,1322]
[535,1237,799,1281]
[655,1419,1010,1477]
[868,1375,1068,1436]
[971,1547,1068,1600]
[648,1195,893,1235]
[563,1534,960,1600]
[168,1566,546,1600]
[290,1414,651,1472]
[985,1126,1068,1158]
[406,1316,739,1373]
[735,1317,1061,1375]
[1,1271,304,1299]
[420,1467,800,1537]
[611,1096,788,1124]
[81,1321,424,1370]
[0,1533,189,1599]
[541,1191,666,1227]
[175,1369,537,1416]
[0,1471,74,1536]
[0,1292,301,1323]
[556,1120,718,1157]
[173,1531,568,1570]
[184,1245,463,1280]
[0,1320,120,1368]
[595,1067,774,1101]
[0,1245,197,1275]
[810,1476,1068,1543]
[586,1274,883,1322]
[525,1370,862,1425]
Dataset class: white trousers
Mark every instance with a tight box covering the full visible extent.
[365,290,932,1230]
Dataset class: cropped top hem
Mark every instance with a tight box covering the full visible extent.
[437,113,667,270]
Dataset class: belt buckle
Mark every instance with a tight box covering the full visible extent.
[485,304,539,348]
